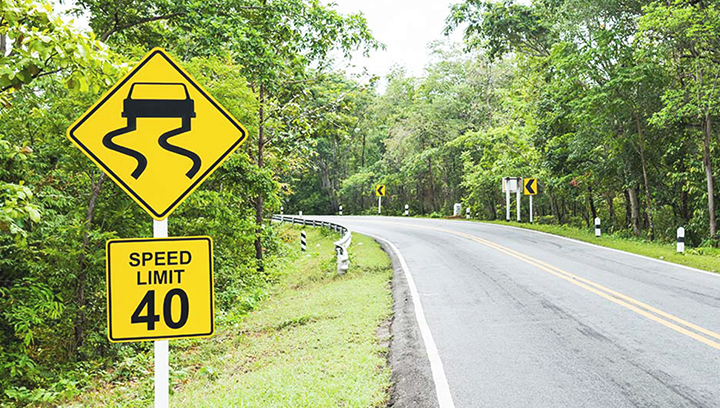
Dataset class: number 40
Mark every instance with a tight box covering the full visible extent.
[131,289,189,330]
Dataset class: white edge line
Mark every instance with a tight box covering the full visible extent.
[478,221,720,278]
[363,232,456,408]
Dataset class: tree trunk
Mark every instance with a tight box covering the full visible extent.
[636,114,655,241]
[427,158,435,212]
[606,192,615,229]
[550,191,558,223]
[680,189,689,225]
[74,172,105,359]
[254,84,265,269]
[703,114,717,237]
[587,186,597,222]
[628,187,641,237]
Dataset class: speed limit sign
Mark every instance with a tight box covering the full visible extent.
[105,236,214,342]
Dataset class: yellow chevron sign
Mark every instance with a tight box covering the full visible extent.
[524,178,538,195]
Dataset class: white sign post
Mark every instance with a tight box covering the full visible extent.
[378,196,382,214]
[153,219,169,408]
[503,177,521,222]
[529,196,533,224]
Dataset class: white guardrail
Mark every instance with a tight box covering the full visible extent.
[271,214,352,275]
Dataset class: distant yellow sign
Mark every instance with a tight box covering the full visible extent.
[524,178,538,196]
[376,185,386,197]
[68,48,248,220]
[106,236,214,342]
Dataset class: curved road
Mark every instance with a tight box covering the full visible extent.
[313,216,720,407]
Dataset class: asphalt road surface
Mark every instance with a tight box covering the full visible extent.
[311,216,720,408]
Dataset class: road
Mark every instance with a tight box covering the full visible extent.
[312,216,720,407]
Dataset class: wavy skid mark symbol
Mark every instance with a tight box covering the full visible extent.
[158,116,201,179]
[102,117,148,179]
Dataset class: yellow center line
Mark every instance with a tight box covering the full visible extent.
[376,219,720,351]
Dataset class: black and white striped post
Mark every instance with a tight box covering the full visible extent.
[280,206,283,215]
[301,230,307,252]
[677,227,685,253]
[339,205,343,216]
[405,204,409,216]
[594,217,601,237]
[466,207,471,220]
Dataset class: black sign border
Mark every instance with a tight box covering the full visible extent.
[106,236,214,342]
[69,49,247,219]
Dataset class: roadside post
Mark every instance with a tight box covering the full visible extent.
[453,203,462,216]
[67,48,248,408]
[677,227,685,253]
[301,230,307,252]
[523,178,538,224]
[405,204,409,216]
[466,207,471,220]
[280,206,284,215]
[376,185,386,214]
[339,205,343,216]
[595,218,601,237]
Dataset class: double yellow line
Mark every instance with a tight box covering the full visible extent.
[385,220,720,351]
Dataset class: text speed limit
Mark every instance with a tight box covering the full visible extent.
[105,236,214,342]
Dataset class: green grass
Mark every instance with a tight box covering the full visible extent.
[482,220,720,273]
[64,225,393,407]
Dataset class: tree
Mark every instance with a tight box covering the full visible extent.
[638,0,720,239]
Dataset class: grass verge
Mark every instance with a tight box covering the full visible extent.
[482,220,720,273]
[64,224,393,407]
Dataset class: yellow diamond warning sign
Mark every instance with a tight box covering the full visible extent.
[106,236,214,342]
[67,48,248,220]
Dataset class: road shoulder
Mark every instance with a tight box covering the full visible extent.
[374,238,440,408]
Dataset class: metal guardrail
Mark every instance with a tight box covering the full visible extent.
[271,215,352,274]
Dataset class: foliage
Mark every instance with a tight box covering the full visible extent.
[290,0,720,251]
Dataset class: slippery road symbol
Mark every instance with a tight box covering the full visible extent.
[102,82,201,179]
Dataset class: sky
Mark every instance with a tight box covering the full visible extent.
[53,0,468,85]
[327,0,466,80]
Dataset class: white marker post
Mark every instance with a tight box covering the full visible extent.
[299,210,303,217]
[339,205,343,216]
[280,206,283,215]
[301,230,307,252]
[529,195,533,224]
[595,217,601,237]
[677,227,685,253]
[153,219,169,408]
[378,196,382,214]
[405,204,409,216]
[466,207,470,220]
